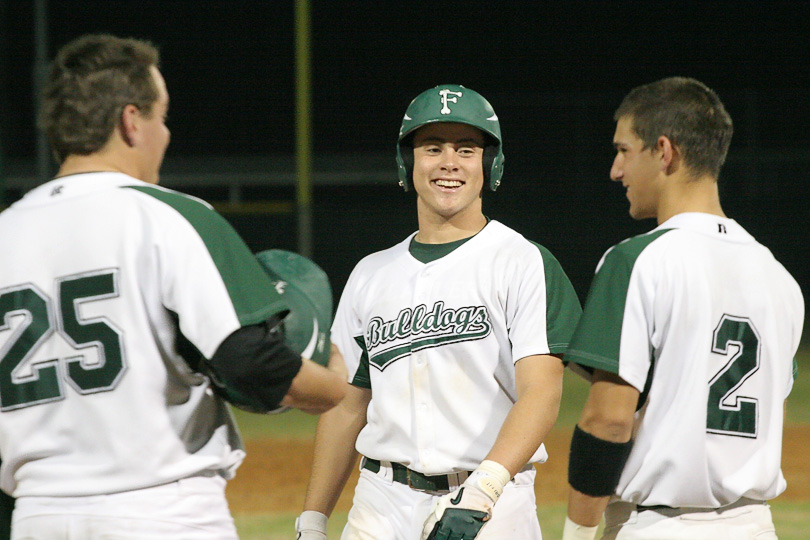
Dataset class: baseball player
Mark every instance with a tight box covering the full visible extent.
[0,34,346,539]
[295,84,582,540]
[562,77,805,540]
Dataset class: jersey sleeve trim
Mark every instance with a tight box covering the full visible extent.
[565,229,673,370]
[124,186,286,327]
[350,334,371,389]
[530,242,582,354]
[561,348,620,373]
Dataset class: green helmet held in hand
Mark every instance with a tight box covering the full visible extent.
[255,249,332,367]
[396,84,505,192]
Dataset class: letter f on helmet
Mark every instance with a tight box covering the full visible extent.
[439,89,462,114]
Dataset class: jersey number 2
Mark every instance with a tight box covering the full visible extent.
[706,315,760,438]
[0,271,125,411]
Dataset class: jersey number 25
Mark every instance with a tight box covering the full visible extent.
[0,270,125,411]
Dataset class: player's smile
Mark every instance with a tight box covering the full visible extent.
[432,177,465,190]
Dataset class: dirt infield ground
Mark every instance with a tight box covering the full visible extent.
[226,425,810,514]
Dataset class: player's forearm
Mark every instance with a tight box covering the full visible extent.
[564,371,638,535]
[485,385,561,476]
[280,358,348,414]
[303,419,359,514]
[566,486,610,529]
[485,356,564,476]
[303,388,369,515]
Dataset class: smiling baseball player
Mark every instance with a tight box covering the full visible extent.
[295,84,582,540]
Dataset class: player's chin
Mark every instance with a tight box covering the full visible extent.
[628,205,654,221]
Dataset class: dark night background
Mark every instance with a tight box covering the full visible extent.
[1,1,808,318]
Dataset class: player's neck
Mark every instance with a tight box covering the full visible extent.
[56,154,128,179]
[55,139,152,183]
[656,171,726,225]
[415,209,487,244]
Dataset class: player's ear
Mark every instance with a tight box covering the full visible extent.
[657,135,679,175]
[119,104,140,147]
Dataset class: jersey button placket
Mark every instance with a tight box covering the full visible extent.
[411,272,436,470]
[412,351,434,470]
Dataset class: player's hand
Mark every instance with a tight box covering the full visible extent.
[295,510,328,540]
[420,460,511,540]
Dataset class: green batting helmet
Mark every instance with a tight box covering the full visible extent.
[396,84,505,191]
[255,249,332,367]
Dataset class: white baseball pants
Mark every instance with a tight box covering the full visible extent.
[11,476,238,540]
[602,497,778,540]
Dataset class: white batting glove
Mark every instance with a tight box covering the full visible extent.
[562,516,598,540]
[295,510,327,540]
[420,460,511,540]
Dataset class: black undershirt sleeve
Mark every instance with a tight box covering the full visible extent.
[201,315,303,413]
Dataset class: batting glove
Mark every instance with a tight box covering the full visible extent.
[420,460,511,540]
[295,510,327,540]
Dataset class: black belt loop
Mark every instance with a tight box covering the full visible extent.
[636,504,674,512]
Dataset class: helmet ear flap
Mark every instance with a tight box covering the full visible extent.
[482,141,504,191]
[396,138,414,191]
[481,145,495,190]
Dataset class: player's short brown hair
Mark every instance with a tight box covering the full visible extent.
[38,34,160,164]
[614,77,733,180]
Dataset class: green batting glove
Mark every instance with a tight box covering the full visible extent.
[425,504,490,540]
[420,460,511,540]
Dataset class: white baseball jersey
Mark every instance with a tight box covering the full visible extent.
[566,212,804,508]
[332,220,581,474]
[0,172,287,497]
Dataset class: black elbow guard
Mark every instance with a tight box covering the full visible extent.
[202,316,302,414]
